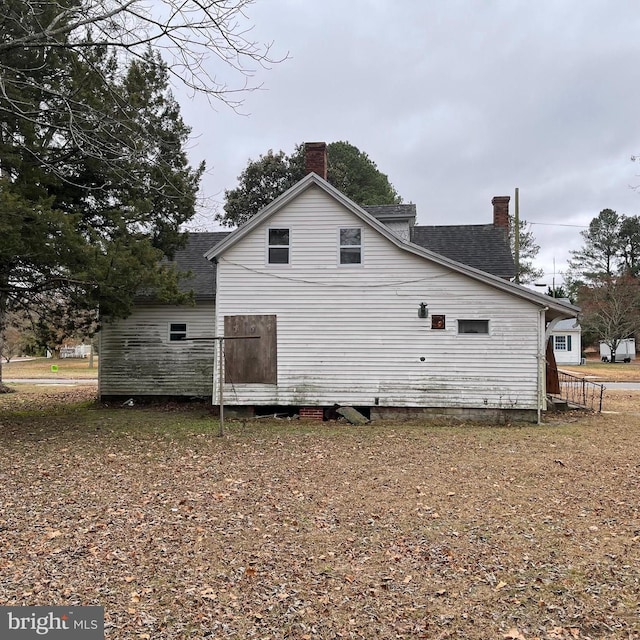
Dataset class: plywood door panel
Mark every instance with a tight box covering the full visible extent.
[224,315,277,384]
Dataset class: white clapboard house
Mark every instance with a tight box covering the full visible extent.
[549,317,582,366]
[99,143,578,421]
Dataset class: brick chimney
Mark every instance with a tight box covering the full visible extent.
[304,142,327,180]
[491,196,510,233]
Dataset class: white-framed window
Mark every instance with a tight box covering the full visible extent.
[169,322,187,342]
[458,319,489,334]
[339,227,362,265]
[267,228,290,264]
[554,335,571,351]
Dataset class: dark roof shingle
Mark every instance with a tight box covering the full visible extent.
[135,232,229,303]
[411,224,515,279]
[362,204,417,219]
[172,232,230,300]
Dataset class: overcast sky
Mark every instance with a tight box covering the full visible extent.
[178,0,640,287]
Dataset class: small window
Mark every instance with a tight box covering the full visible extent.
[340,227,362,264]
[268,228,290,264]
[458,319,489,334]
[169,322,187,341]
[554,335,571,351]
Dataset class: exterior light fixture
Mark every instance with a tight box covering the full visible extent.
[418,302,428,318]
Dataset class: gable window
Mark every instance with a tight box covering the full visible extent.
[340,227,362,264]
[554,335,571,351]
[458,319,489,334]
[268,228,290,264]
[169,322,187,341]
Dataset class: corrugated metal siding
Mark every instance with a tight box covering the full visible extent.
[215,186,542,410]
[99,304,215,397]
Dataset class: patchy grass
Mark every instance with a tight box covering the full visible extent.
[1,389,640,639]
[2,357,99,379]
[4,355,640,383]
[562,358,640,382]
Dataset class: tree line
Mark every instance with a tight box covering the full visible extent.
[566,209,640,359]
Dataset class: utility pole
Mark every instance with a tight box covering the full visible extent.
[514,187,520,284]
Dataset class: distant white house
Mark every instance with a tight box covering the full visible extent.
[600,338,636,362]
[60,344,93,358]
[550,319,582,365]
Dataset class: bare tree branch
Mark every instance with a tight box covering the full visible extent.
[0,0,283,100]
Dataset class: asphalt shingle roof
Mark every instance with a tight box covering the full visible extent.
[171,232,230,301]
[411,224,515,279]
[362,204,417,218]
[553,318,580,330]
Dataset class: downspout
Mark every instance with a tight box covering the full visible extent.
[538,306,549,425]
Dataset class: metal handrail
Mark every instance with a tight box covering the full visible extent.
[553,370,605,412]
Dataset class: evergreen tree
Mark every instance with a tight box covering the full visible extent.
[0,19,203,387]
[324,141,402,207]
[509,216,543,284]
[619,215,640,277]
[219,142,402,228]
[545,285,570,300]
[221,150,302,229]
[566,209,622,289]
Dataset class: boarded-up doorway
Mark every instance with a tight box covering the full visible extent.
[224,315,277,384]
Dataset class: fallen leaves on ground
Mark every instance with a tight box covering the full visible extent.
[0,389,639,638]
[0,384,96,411]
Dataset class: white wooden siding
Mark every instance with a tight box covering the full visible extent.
[99,304,215,397]
[215,187,543,410]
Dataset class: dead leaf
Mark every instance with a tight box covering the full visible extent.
[45,530,62,540]
[504,627,526,640]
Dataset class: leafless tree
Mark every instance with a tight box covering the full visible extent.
[579,275,640,362]
[0,0,283,186]
[0,323,25,363]
[0,0,280,103]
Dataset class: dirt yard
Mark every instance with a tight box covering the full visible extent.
[1,387,639,639]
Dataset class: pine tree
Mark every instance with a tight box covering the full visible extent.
[509,217,543,284]
[566,209,622,289]
[0,21,203,387]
